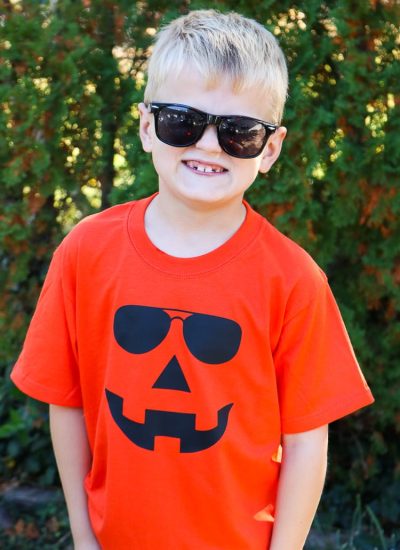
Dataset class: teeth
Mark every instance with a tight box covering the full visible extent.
[186,161,225,173]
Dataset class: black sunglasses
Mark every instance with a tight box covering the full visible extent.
[114,305,242,364]
[147,102,278,159]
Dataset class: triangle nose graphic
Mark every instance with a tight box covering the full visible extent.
[152,356,191,392]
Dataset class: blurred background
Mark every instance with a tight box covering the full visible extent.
[0,0,399,548]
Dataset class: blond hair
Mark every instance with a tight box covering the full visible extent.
[144,10,288,124]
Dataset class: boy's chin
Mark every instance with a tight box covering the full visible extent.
[164,187,246,211]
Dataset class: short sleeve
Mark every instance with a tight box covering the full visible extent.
[10,243,82,407]
[274,273,374,434]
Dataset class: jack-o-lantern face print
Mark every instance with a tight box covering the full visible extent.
[105,305,242,453]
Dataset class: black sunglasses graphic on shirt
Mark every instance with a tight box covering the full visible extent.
[114,305,242,364]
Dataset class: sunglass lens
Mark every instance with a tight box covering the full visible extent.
[157,106,205,147]
[184,313,242,364]
[219,117,268,158]
[114,305,171,354]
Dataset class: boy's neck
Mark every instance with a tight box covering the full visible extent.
[144,192,247,258]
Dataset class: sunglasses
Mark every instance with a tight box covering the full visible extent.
[114,305,242,364]
[147,102,278,159]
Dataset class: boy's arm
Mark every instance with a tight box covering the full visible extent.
[49,405,100,550]
[269,425,328,550]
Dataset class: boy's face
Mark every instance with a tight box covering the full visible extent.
[139,66,286,211]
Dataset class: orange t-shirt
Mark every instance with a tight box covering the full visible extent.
[11,194,374,549]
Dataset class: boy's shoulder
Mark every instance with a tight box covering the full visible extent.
[59,199,137,251]
[50,199,140,272]
[71,199,135,235]
[254,210,327,285]
[249,213,330,313]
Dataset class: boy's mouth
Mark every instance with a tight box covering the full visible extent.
[183,160,227,174]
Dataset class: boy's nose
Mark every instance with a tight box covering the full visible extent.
[195,124,222,154]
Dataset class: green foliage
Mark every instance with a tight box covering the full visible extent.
[0,491,71,549]
[1,0,399,542]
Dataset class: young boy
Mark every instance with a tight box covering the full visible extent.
[11,9,374,549]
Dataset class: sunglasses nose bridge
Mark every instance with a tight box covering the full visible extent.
[194,114,222,152]
[168,316,185,341]
[205,113,221,128]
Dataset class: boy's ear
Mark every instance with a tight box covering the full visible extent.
[258,126,287,174]
[138,102,153,153]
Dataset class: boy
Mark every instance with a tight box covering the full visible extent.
[11,9,374,549]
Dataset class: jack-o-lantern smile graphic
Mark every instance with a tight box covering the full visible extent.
[106,305,242,453]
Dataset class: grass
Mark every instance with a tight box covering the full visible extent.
[1,488,398,549]
[305,495,400,550]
